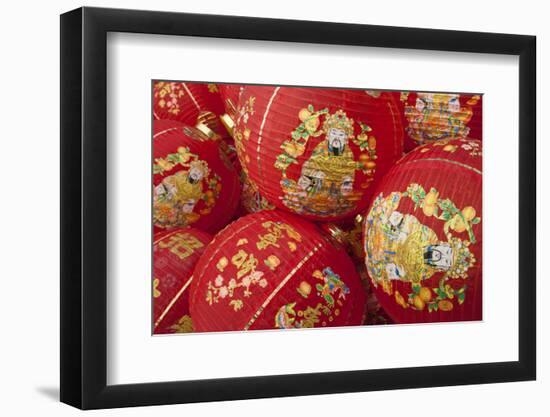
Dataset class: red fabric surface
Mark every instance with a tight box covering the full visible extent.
[153,119,240,234]
[363,138,482,323]
[233,86,404,222]
[153,227,212,334]
[190,210,366,332]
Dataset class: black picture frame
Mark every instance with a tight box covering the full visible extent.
[60,6,536,410]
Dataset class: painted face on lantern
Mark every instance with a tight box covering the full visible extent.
[340,176,354,195]
[160,179,177,199]
[155,183,166,197]
[188,166,205,184]
[424,244,453,270]
[298,169,325,194]
[297,175,311,191]
[389,211,404,228]
[182,199,197,213]
[447,95,460,113]
[327,127,348,156]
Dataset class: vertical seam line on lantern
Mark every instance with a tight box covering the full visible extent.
[243,242,323,330]
[256,87,280,189]
[189,220,261,306]
[399,158,482,175]
[154,275,194,328]
[182,82,201,111]
[153,127,181,139]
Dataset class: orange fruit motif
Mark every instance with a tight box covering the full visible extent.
[413,295,425,310]
[438,300,454,311]
[462,206,476,221]
[422,204,436,217]
[419,287,432,302]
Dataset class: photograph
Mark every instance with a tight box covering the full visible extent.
[151,82,483,334]
[0,0,545,414]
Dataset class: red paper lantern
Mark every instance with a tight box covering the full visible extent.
[363,138,482,323]
[189,210,366,332]
[398,91,482,151]
[153,119,240,233]
[233,86,404,222]
[153,227,212,334]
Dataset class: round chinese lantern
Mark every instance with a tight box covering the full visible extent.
[153,119,240,234]
[189,210,366,332]
[398,91,482,151]
[233,86,404,222]
[153,81,227,138]
[363,138,482,323]
[153,227,212,334]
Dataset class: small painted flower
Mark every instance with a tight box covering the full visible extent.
[218,286,229,298]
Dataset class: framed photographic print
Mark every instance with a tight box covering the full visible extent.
[60,6,536,410]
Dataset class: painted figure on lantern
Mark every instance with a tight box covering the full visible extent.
[279,109,373,217]
[403,93,478,145]
[365,190,476,290]
[313,267,350,307]
[153,151,221,229]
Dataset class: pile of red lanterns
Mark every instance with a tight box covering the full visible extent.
[152,81,482,334]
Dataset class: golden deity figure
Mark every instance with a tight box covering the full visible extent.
[281,110,361,216]
[154,159,211,226]
[166,160,209,213]
[366,192,474,287]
